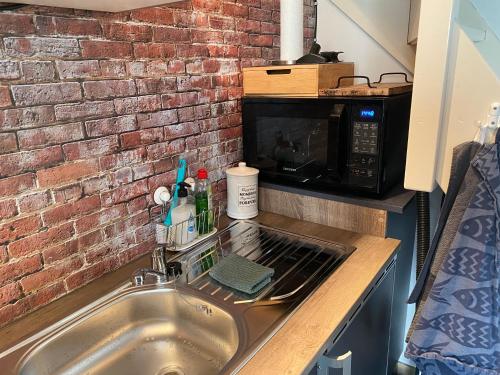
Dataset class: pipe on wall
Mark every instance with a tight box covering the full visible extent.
[280,0,304,61]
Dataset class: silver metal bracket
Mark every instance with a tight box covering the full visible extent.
[317,350,352,375]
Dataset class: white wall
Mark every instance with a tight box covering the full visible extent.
[317,0,414,82]
[436,27,500,190]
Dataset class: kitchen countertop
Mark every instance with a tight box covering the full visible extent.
[0,212,400,374]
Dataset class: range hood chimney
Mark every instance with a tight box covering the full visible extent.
[280,0,304,63]
[2,0,183,12]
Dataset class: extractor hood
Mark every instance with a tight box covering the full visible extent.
[3,0,183,12]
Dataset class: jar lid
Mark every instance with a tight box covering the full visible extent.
[225,162,259,177]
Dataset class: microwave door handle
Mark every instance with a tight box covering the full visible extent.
[327,104,346,177]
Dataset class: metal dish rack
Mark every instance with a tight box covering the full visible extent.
[155,203,224,252]
[178,221,354,305]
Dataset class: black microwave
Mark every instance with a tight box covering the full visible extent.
[242,94,411,196]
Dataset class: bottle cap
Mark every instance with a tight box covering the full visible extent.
[177,181,190,198]
[197,168,208,179]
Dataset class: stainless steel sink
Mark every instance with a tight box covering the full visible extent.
[15,287,242,375]
[0,220,354,375]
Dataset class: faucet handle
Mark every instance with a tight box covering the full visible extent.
[131,268,167,286]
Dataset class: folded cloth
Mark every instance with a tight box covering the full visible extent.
[209,253,274,295]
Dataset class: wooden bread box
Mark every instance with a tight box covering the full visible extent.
[243,63,354,97]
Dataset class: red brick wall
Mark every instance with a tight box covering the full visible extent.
[0,0,314,326]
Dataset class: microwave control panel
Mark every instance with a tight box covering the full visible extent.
[349,106,381,182]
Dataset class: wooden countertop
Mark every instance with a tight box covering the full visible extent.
[0,212,400,374]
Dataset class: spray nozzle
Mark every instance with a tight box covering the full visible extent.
[177,181,191,198]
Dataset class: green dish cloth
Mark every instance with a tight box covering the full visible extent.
[209,254,274,295]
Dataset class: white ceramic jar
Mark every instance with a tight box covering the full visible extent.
[226,162,259,219]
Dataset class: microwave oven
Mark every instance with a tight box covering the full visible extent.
[242,94,412,196]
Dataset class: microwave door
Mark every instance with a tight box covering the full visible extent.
[327,103,348,180]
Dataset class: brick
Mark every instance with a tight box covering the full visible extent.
[223,31,249,45]
[177,107,195,122]
[85,233,135,263]
[0,173,35,197]
[26,281,66,310]
[209,15,235,29]
[127,195,148,213]
[146,60,170,76]
[208,44,239,58]
[83,80,136,100]
[130,7,174,24]
[37,159,98,188]
[261,21,279,34]
[176,44,209,58]
[0,133,17,154]
[192,0,220,12]
[101,179,148,206]
[0,87,12,108]
[147,170,177,191]
[249,34,273,47]
[240,46,261,58]
[0,283,22,308]
[11,82,82,106]
[222,3,249,17]
[43,195,101,226]
[4,37,80,58]
[136,109,178,129]
[18,191,51,213]
[0,13,35,34]
[104,211,149,239]
[0,214,42,243]
[56,60,101,79]
[54,101,115,122]
[126,61,147,77]
[135,77,176,95]
[161,92,198,109]
[65,256,116,290]
[53,183,83,203]
[77,229,103,249]
[0,106,55,131]
[75,204,127,233]
[185,60,202,74]
[85,115,137,137]
[131,163,154,180]
[0,245,7,264]
[109,167,133,188]
[120,128,164,149]
[0,255,42,284]
[53,17,101,36]
[192,30,223,43]
[103,23,152,42]
[99,60,126,78]
[118,239,155,265]
[146,139,186,159]
[113,95,161,115]
[80,40,132,59]
[164,122,200,140]
[21,61,56,83]
[41,239,78,264]
[173,11,208,28]
[18,122,84,150]
[21,256,83,292]
[167,60,185,74]
[8,222,74,258]
[0,61,20,80]
[82,176,109,196]
[63,136,119,161]
[0,199,18,220]
[249,7,272,21]
[0,299,30,326]
[235,18,260,33]
[133,42,176,58]
[98,148,145,171]
[177,76,212,91]
[153,27,190,42]
[0,146,63,178]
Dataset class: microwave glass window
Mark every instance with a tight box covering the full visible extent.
[255,116,328,178]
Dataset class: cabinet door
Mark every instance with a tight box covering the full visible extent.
[309,262,396,375]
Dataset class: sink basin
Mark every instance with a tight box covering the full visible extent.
[17,287,240,375]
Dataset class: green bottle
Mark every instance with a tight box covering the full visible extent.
[196,168,214,270]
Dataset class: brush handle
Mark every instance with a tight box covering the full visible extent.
[164,159,187,226]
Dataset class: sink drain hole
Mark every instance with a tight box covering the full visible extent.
[157,365,185,375]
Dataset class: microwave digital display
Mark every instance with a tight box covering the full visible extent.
[360,108,376,119]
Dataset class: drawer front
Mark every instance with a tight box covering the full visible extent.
[243,67,318,96]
